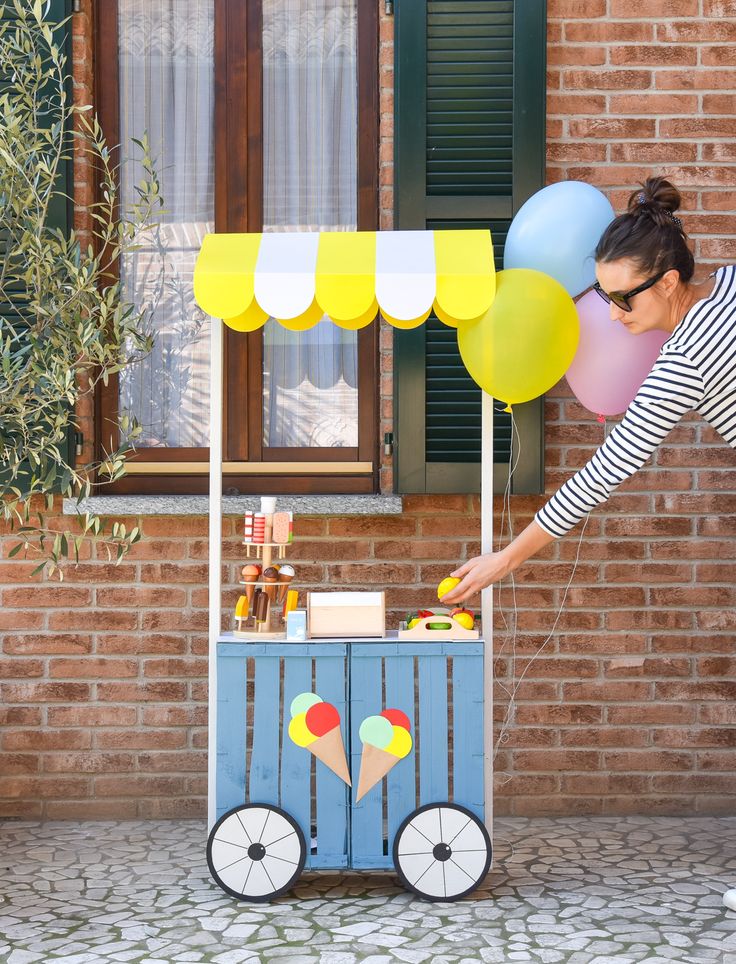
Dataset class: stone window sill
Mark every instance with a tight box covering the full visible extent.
[62,494,404,516]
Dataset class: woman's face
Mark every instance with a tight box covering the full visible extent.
[595,258,675,334]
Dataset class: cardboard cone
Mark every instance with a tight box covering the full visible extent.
[309,725,352,787]
[356,743,400,802]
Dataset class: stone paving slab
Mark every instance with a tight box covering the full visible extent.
[0,817,735,963]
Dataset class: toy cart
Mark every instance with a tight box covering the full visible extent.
[207,634,492,902]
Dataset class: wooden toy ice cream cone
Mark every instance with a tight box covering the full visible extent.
[309,725,352,786]
[356,709,413,802]
[356,743,401,801]
[288,693,351,787]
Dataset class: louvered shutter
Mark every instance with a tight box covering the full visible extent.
[0,1,74,487]
[394,0,546,494]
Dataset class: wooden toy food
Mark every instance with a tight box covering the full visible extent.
[437,576,461,600]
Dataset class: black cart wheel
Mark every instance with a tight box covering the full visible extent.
[207,803,306,902]
[392,802,492,901]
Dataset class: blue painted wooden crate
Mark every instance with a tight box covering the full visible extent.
[215,637,485,872]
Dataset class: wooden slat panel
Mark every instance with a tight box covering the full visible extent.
[279,656,312,859]
[216,654,248,819]
[349,651,386,868]
[384,655,417,848]
[452,653,485,815]
[248,656,281,805]
[418,655,449,805]
[314,651,350,869]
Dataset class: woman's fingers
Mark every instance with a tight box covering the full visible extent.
[442,553,509,604]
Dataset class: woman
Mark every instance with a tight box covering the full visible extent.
[440,176,736,911]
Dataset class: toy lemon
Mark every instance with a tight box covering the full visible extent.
[437,576,461,600]
[452,611,474,630]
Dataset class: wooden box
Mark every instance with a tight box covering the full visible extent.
[307,591,385,638]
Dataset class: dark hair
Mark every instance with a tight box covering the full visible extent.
[594,176,695,283]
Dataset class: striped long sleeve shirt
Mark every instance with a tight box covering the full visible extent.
[535,264,736,539]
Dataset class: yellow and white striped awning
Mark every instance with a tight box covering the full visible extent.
[193,229,495,331]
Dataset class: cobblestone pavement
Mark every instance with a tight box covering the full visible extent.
[0,816,735,963]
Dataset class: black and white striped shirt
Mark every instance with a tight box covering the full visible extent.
[536,264,736,538]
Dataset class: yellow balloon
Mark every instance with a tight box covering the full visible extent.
[457,268,579,406]
[385,725,413,759]
[288,713,316,748]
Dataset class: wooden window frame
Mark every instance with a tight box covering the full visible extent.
[93,0,379,495]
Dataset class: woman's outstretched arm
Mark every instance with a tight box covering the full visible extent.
[440,520,554,604]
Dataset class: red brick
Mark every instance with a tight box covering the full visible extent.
[95,634,187,655]
[657,68,736,89]
[561,727,650,748]
[48,610,138,631]
[102,587,188,608]
[3,730,92,751]
[562,69,652,90]
[607,703,697,725]
[610,142,697,163]
[142,706,207,726]
[565,21,654,43]
[49,658,139,678]
[143,658,207,678]
[1,682,90,702]
[548,0,606,15]
[137,752,206,772]
[43,752,135,772]
[611,0,698,12]
[0,776,90,798]
[97,682,187,702]
[513,750,600,771]
[47,706,137,726]
[547,45,606,67]
[2,587,92,608]
[701,46,736,67]
[0,610,45,631]
[0,707,41,725]
[604,750,691,771]
[0,659,44,678]
[546,93,606,115]
[95,730,187,750]
[611,45,697,67]
[563,681,652,701]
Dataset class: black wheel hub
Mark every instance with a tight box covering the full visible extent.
[433,842,451,862]
[248,843,266,861]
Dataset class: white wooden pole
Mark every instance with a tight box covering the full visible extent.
[207,316,224,831]
[480,390,494,836]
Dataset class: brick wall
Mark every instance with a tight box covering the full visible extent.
[1,2,735,820]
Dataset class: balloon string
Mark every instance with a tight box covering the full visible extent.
[492,410,592,780]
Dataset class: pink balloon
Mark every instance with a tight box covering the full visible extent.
[565,290,669,417]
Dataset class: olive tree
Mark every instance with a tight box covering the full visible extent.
[1,0,161,577]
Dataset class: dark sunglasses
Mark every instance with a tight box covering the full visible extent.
[592,270,665,313]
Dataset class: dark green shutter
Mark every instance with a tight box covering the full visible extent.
[394,0,546,494]
[0,1,75,486]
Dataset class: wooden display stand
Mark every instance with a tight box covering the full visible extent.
[234,530,292,638]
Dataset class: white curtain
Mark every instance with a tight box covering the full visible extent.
[262,0,359,448]
[118,0,214,448]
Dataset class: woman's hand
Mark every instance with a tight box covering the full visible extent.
[440,550,512,605]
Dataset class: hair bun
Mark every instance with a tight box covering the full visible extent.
[627,176,684,230]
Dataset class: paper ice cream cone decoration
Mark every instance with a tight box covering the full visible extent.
[288,692,351,787]
[356,708,413,802]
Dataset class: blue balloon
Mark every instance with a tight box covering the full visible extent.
[503,181,615,297]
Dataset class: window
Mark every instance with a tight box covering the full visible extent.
[95,0,379,494]
[393,0,546,494]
